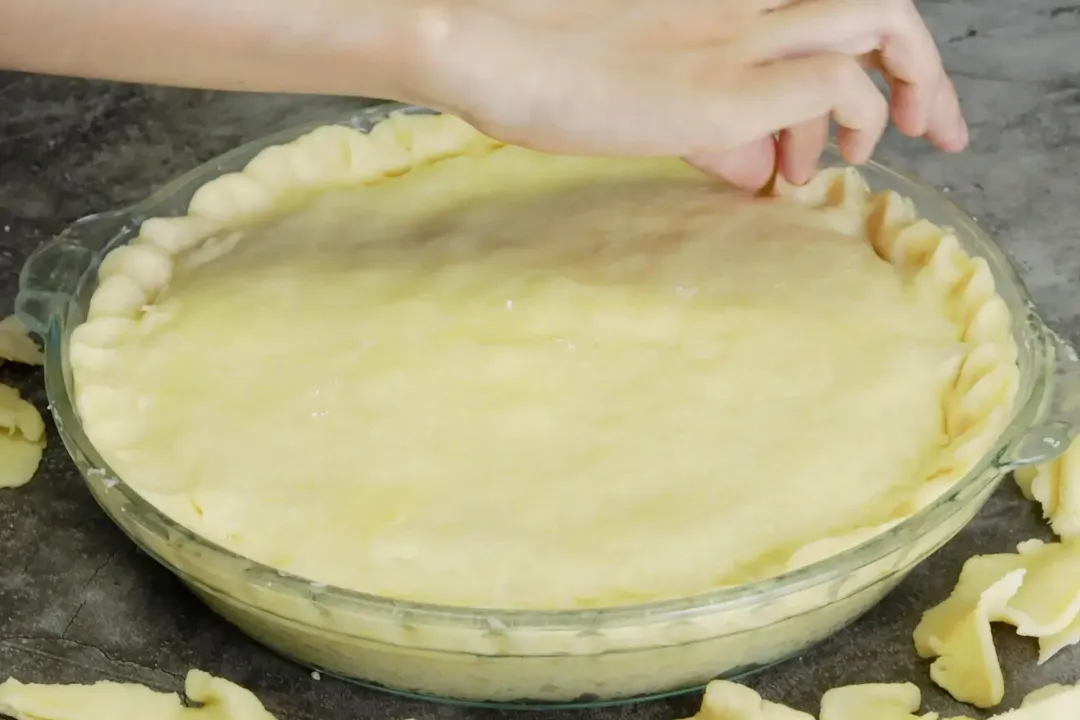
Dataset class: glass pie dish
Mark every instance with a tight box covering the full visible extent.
[15,102,1080,708]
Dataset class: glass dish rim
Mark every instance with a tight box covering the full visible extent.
[29,101,1055,631]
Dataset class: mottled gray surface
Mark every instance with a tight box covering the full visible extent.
[0,2,1079,718]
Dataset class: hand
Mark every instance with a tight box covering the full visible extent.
[410,0,968,191]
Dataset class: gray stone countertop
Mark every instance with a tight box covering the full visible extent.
[0,2,1079,718]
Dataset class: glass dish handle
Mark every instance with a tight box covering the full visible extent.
[15,210,129,337]
[1000,320,1080,469]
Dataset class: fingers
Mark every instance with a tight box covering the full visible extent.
[750,0,951,139]
[864,52,968,152]
[778,116,831,186]
[687,117,831,191]
[688,55,882,189]
[686,135,777,191]
[876,0,944,133]
[923,74,968,152]
[721,54,888,165]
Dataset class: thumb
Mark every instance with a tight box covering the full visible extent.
[685,136,778,192]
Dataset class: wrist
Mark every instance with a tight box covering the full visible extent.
[389,1,476,114]
[393,1,525,122]
[291,0,436,103]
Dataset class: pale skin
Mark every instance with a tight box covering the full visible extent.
[0,0,967,191]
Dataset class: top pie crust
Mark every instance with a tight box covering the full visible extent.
[68,112,1019,610]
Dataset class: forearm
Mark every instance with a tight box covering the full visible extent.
[0,0,435,101]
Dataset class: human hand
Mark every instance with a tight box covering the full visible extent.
[410,0,967,191]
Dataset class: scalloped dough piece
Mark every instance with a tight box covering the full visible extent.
[0,669,276,720]
[681,681,813,720]
[69,112,1020,609]
[1016,436,1080,539]
[0,384,46,489]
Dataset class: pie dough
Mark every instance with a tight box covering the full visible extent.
[68,112,1019,610]
[914,539,1080,707]
[0,315,46,489]
[0,670,275,720]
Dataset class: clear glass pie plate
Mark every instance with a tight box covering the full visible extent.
[15,102,1080,708]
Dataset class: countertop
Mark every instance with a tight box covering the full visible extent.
[1,2,1079,718]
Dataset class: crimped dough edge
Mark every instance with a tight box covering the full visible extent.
[68,111,1020,589]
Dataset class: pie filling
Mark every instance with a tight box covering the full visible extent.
[70,113,1019,610]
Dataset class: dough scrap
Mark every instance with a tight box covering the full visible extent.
[0,669,276,720]
[1035,609,1080,666]
[680,681,814,720]
[0,315,43,367]
[1001,540,1080,645]
[819,683,935,720]
[914,554,1028,657]
[994,680,1080,718]
[1016,436,1080,540]
[1019,683,1071,708]
[683,679,1080,720]
[915,539,1080,707]
[0,383,46,489]
[0,314,47,489]
[886,680,1080,720]
[920,568,1026,708]
[923,539,1080,664]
